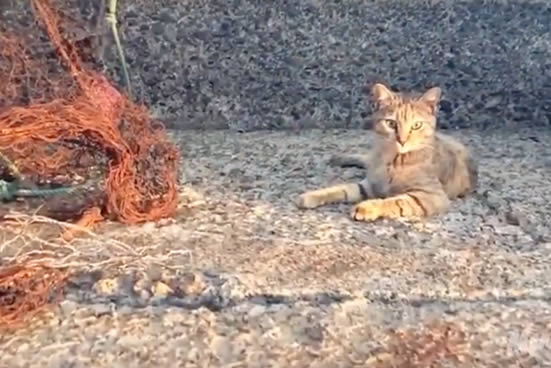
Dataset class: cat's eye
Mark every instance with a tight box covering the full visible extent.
[384,119,397,129]
[412,121,424,130]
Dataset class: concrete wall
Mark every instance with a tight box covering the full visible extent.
[3,0,551,131]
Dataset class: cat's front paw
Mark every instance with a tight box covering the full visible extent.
[295,193,321,209]
[351,200,382,222]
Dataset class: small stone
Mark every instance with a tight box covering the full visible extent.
[68,270,102,289]
[59,300,78,315]
[163,223,184,237]
[158,10,175,23]
[153,281,174,297]
[162,310,188,327]
[440,99,453,114]
[118,334,143,347]
[211,336,233,363]
[134,278,153,300]
[117,273,137,296]
[151,22,165,36]
[305,325,324,342]
[248,305,267,318]
[504,210,520,226]
[93,278,119,295]
[142,221,157,233]
[134,278,152,292]
[89,303,111,317]
[180,272,206,296]
[138,289,152,301]
[221,162,243,178]
[147,265,163,281]
[117,305,135,316]
[16,343,29,353]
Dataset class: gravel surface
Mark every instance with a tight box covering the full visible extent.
[2,128,551,367]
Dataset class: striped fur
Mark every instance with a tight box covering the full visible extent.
[296,83,478,222]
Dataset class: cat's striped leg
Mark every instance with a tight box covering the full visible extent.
[296,178,373,209]
[351,189,450,221]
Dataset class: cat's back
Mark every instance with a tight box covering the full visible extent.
[434,132,471,159]
[433,132,478,199]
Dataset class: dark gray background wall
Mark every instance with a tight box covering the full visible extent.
[3,0,551,131]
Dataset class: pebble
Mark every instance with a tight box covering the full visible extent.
[248,305,267,319]
[68,270,103,289]
[117,306,135,316]
[59,300,78,315]
[180,272,206,296]
[117,335,144,347]
[152,281,174,297]
[93,278,120,295]
[89,303,112,317]
[210,335,233,363]
[16,343,30,353]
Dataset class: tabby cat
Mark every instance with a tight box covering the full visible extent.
[296,83,478,222]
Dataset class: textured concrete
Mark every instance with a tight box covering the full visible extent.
[1,128,551,367]
[2,0,551,130]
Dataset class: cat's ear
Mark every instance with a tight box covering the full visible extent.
[419,87,441,114]
[370,83,395,108]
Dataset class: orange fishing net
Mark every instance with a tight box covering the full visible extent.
[0,0,180,225]
[0,262,68,330]
[0,0,180,329]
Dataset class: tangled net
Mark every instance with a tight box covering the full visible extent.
[0,0,180,328]
[0,0,180,225]
[0,262,68,330]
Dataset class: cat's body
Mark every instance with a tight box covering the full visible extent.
[296,83,478,222]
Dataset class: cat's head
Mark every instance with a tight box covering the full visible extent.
[370,83,441,154]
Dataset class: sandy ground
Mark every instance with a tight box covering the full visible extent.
[1,128,551,367]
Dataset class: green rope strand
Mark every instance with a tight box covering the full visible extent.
[0,180,87,202]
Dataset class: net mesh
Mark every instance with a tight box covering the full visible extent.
[0,0,180,328]
[0,0,180,225]
[0,261,68,330]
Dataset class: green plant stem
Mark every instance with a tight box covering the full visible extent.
[105,0,132,98]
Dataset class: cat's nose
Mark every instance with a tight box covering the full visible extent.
[396,131,408,146]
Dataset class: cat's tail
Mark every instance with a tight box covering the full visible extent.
[328,154,369,169]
